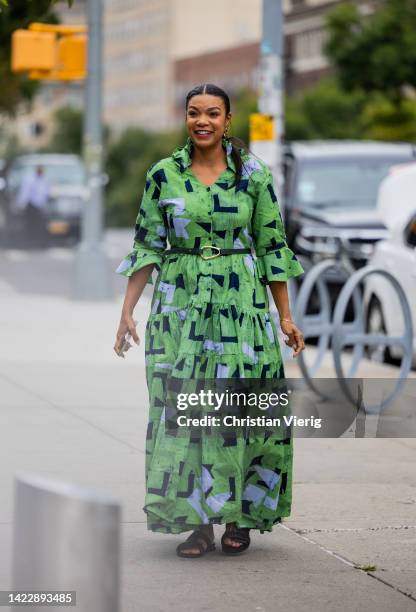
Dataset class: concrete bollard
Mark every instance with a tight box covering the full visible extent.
[12,472,121,612]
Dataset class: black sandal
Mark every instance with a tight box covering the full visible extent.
[176,529,216,558]
[221,523,251,554]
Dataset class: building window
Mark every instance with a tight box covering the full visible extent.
[295,28,327,61]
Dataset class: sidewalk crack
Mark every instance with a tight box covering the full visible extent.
[280,524,416,603]
[292,525,416,534]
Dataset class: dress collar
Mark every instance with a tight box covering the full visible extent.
[172,135,237,174]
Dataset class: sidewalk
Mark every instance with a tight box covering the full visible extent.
[0,291,415,611]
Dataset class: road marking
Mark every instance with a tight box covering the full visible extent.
[3,248,73,261]
[3,249,28,262]
[2,241,129,262]
[46,248,73,260]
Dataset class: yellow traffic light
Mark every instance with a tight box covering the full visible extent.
[57,34,86,79]
[29,23,86,35]
[29,35,86,80]
[11,23,87,81]
[11,29,55,73]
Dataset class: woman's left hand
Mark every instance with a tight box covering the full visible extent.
[280,319,305,357]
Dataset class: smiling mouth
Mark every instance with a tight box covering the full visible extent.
[194,130,213,135]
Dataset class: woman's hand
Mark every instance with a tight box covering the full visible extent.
[280,319,305,358]
[114,313,140,358]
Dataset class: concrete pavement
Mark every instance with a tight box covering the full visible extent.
[0,289,415,612]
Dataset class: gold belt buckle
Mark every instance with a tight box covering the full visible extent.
[200,245,221,260]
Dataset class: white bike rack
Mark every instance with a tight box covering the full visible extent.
[332,266,413,413]
[293,259,413,412]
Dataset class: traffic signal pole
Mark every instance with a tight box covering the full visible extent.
[72,0,113,300]
[258,0,284,198]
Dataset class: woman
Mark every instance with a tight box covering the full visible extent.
[114,83,305,558]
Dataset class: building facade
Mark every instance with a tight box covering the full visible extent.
[6,0,373,149]
[103,0,172,131]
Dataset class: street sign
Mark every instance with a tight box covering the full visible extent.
[249,113,275,141]
[249,113,277,167]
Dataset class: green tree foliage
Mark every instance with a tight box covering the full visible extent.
[44,105,111,155]
[285,77,366,140]
[229,86,258,147]
[284,76,416,143]
[105,128,184,227]
[325,0,416,104]
[285,0,416,142]
[46,105,83,154]
[361,95,416,141]
[0,0,58,114]
[0,1,73,8]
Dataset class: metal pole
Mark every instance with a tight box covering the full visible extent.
[73,0,113,300]
[259,0,284,195]
[12,472,121,612]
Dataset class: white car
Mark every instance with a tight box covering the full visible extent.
[364,162,416,366]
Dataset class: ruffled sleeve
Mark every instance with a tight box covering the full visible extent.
[115,166,168,285]
[253,167,304,283]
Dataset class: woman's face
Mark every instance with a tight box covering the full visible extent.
[186,94,231,149]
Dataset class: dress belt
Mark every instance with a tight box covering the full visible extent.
[163,246,251,260]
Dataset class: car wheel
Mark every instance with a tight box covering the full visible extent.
[365,297,391,364]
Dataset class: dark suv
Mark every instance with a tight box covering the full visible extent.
[282,140,416,280]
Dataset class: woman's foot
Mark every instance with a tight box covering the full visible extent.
[176,524,215,557]
[221,522,251,554]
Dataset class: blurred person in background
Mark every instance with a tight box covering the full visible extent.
[114,83,305,558]
[16,165,50,248]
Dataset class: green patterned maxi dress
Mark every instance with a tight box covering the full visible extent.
[116,136,304,534]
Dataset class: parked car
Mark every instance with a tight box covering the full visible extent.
[0,153,87,246]
[282,141,416,282]
[364,162,416,367]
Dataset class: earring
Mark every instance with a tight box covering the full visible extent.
[224,124,230,138]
